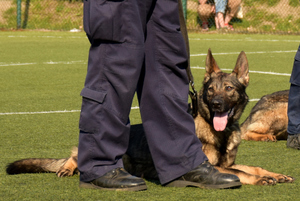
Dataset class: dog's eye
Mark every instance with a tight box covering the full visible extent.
[225,86,233,91]
[208,87,214,92]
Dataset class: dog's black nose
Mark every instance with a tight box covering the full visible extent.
[212,99,223,109]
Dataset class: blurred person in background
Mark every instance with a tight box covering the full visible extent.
[214,0,227,29]
[198,0,241,31]
[198,0,215,31]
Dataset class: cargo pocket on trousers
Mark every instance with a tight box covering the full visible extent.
[79,87,107,133]
[84,0,126,42]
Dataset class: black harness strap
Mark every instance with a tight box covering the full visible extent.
[178,0,198,118]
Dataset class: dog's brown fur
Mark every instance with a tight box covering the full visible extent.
[241,90,289,142]
[6,50,294,185]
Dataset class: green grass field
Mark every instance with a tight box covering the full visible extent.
[1,31,300,200]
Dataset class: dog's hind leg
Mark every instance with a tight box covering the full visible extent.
[242,131,277,142]
[56,147,78,177]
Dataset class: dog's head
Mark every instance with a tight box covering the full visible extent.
[198,49,249,131]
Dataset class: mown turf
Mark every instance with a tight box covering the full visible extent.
[1,31,300,200]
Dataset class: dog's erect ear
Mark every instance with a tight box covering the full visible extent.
[205,49,221,82]
[232,51,249,87]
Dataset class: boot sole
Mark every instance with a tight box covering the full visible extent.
[165,180,242,189]
[79,181,147,192]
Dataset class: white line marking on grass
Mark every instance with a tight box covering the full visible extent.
[191,66,291,76]
[0,107,140,116]
[0,110,80,115]
[2,102,266,116]
[44,60,86,65]
[248,70,291,76]
[3,35,300,43]
[191,50,296,57]
[5,35,86,39]
[0,50,295,67]
[1,62,291,76]
[0,62,37,67]
[190,38,300,43]
[0,60,86,67]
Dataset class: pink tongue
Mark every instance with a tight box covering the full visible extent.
[213,112,228,131]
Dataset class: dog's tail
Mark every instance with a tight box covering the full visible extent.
[6,147,78,177]
[6,158,68,175]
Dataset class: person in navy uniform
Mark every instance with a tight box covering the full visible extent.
[78,0,241,191]
[287,45,300,149]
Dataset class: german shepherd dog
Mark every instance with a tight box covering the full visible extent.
[6,50,294,185]
[241,90,289,142]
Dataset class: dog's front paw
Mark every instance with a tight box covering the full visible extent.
[256,176,277,185]
[262,134,277,142]
[275,174,294,183]
[56,157,78,177]
[56,167,74,177]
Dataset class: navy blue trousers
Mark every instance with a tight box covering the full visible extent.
[78,0,208,184]
[288,45,300,135]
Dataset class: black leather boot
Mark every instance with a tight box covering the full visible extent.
[165,161,242,189]
[287,134,300,150]
[79,168,147,191]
